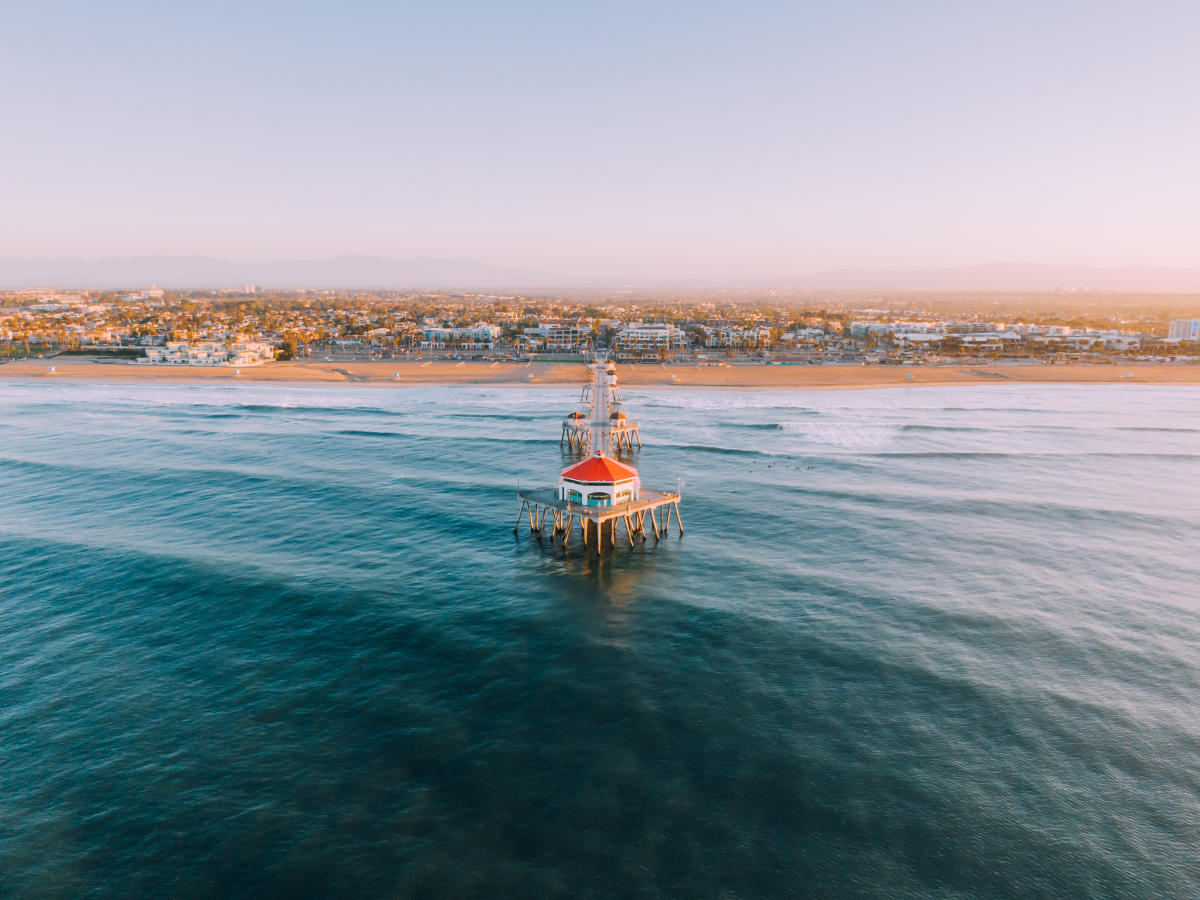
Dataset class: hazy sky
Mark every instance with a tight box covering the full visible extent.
[3,0,1198,279]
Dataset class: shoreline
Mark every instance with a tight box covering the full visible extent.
[3,358,1200,390]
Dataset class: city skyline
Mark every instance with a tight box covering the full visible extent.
[4,1,1200,280]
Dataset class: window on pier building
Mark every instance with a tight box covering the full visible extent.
[564,488,582,503]
[587,492,612,507]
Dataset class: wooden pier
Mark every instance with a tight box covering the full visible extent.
[526,353,678,553]
[560,413,641,453]
[560,360,641,454]
[515,487,683,552]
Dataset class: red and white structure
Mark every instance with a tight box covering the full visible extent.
[557,451,641,507]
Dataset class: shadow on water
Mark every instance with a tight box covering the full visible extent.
[505,479,688,636]
[514,523,671,590]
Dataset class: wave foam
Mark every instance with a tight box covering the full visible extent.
[777,421,901,449]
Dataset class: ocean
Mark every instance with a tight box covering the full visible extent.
[2,379,1198,898]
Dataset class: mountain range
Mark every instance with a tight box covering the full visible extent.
[0,255,547,292]
[3,256,1200,293]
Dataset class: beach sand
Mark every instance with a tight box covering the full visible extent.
[4,357,1200,389]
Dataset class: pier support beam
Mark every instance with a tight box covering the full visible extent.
[516,486,680,554]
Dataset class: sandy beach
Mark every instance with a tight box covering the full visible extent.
[4,356,1200,389]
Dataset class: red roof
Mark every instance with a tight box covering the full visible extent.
[560,453,639,483]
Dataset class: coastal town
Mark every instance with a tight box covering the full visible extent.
[1,287,1198,368]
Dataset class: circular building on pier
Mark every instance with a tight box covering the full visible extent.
[558,451,640,507]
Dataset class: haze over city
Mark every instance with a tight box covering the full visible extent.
[5,0,1200,286]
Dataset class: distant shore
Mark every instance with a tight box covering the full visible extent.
[4,357,1200,389]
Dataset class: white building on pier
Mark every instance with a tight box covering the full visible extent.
[557,452,641,507]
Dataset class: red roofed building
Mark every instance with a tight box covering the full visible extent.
[558,451,640,507]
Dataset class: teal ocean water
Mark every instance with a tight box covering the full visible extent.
[2,380,1199,898]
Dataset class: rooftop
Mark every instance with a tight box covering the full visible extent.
[560,452,638,484]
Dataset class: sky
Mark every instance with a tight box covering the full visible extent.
[2,0,1199,281]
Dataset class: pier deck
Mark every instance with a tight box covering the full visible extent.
[560,357,640,454]
[516,487,683,551]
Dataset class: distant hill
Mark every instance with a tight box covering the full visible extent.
[0,255,554,291]
[793,263,1200,293]
[3,256,1200,293]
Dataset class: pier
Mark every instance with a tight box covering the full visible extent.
[524,355,680,553]
[560,359,642,454]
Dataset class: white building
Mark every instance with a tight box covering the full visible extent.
[142,340,275,366]
[894,332,948,344]
[782,328,827,344]
[849,321,925,337]
[420,323,500,349]
[1012,323,1072,336]
[612,322,686,360]
[522,322,591,351]
[698,325,773,348]
[1040,330,1143,351]
[1168,318,1200,341]
[956,332,1023,350]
